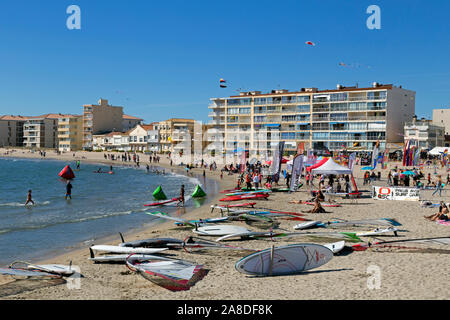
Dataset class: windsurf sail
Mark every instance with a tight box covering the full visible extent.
[352,236,450,251]
[126,256,207,291]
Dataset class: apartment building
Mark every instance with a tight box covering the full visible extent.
[0,115,28,147]
[404,117,445,150]
[82,99,123,150]
[23,114,70,149]
[209,82,415,156]
[156,118,196,154]
[432,108,450,135]
[58,115,83,152]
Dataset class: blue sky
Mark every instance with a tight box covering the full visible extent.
[0,0,449,122]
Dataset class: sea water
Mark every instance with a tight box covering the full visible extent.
[0,157,217,265]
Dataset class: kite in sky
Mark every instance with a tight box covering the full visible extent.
[305,41,316,46]
[219,78,227,88]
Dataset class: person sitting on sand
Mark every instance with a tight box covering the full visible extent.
[425,201,449,221]
[302,197,329,214]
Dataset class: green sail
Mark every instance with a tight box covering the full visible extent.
[152,186,167,200]
[192,185,207,198]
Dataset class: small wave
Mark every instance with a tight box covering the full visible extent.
[0,200,51,207]
[0,209,136,235]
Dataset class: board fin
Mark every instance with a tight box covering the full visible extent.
[119,232,125,243]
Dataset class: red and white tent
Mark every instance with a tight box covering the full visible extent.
[308,157,352,175]
[307,157,359,195]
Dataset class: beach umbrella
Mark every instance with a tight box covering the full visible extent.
[361,166,374,171]
[402,171,416,176]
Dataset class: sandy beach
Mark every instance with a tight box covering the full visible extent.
[0,148,449,300]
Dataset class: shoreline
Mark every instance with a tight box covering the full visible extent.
[0,150,224,267]
[1,149,449,300]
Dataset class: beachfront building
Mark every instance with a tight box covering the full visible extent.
[0,115,29,147]
[432,108,450,135]
[208,83,415,158]
[23,114,70,149]
[122,114,144,131]
[92,131,130,151]
[404,117,445,150]
[58,115,83,152]
[156,118,196,154]
[82,99,124,150]
[128,124,160,152]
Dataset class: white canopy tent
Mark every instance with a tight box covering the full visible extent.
[428,147,448,156]
[311,158,353,175]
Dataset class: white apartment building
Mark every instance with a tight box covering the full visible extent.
[432,108,450,135]
[404,118,445,150]
[209,82,415,156]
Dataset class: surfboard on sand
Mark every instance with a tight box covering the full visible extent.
[89,254,174,263]
[220,193,270,202]
[144,198,180,207]
[323,241,345,254]
[90,245,168,254]
[235,243,333,276]
[192,225,250,236]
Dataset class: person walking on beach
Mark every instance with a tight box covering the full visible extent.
[76,160,80,170]
[65,181,73,200]
[178,185,185,207]
[25,190,35,206]
[432,175,443,197]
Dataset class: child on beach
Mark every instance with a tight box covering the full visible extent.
[178,185,185,207]
[25,190,34,206]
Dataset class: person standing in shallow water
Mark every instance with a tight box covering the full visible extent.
[25,190,35,205]
[65,181,73,200]
[178,185,185,207]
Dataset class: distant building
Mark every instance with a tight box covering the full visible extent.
[404,117,445,150]
[156,118,196,154]
[82,99,124,150]
[92,131,130,152]
[128,124,160,152]
[23,114,71,149]
[0,115,29,147]
[122,114,144,132]
[58,115,83,152]
[432,108,450,135]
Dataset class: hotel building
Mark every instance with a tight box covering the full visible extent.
[208,83,415,156]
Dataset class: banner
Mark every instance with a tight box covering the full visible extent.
[240,151,246,173]
[290,154,304,192]
[306,148,314,166]
[272,141,285,182]
[348,152,356,171]
[297,142,305,156]
[372,186,420,201]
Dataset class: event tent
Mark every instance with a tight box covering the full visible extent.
[309,158,353,175]
[428,147,448,156]
[307,157,359,195]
